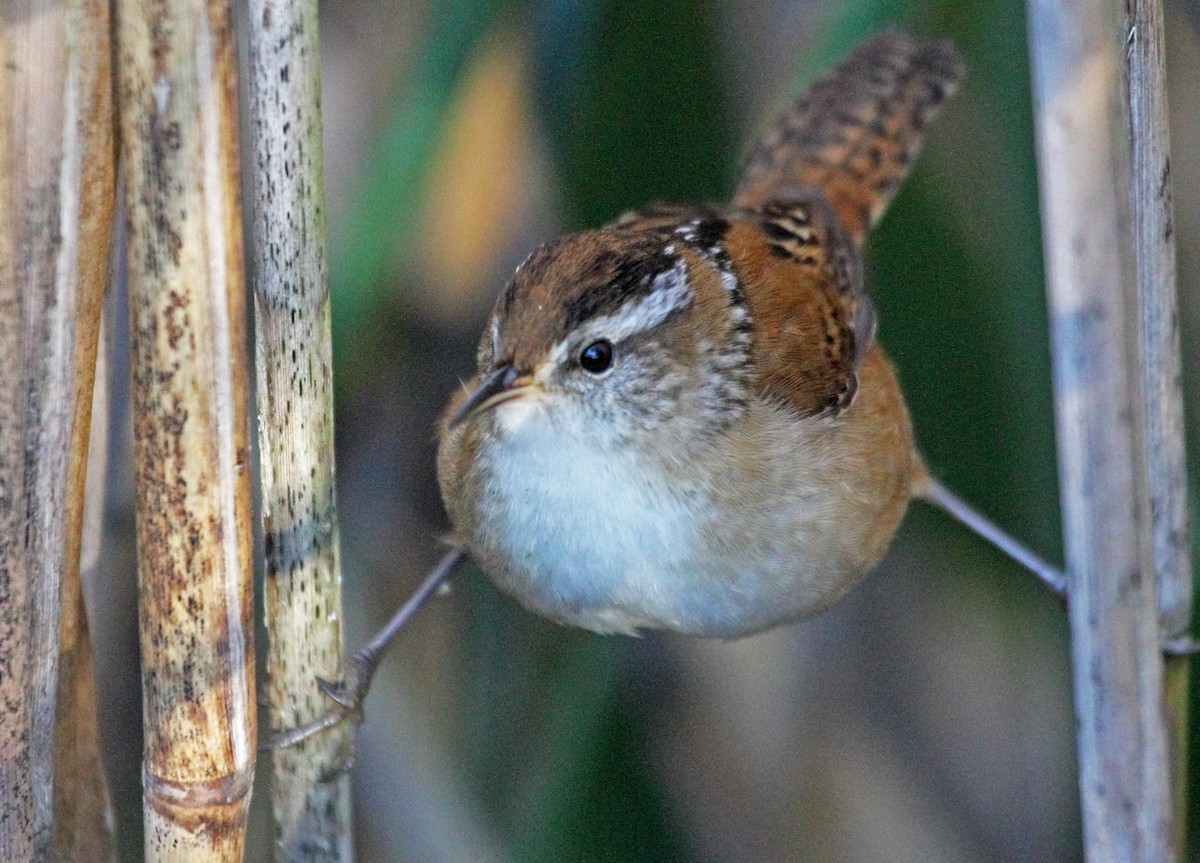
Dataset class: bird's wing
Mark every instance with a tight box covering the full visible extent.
[725,196,874,417]
[615,199,873,419]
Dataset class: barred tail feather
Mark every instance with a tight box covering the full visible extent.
[734,31,964,243]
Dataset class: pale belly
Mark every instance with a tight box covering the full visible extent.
[460,423,862,637]
[476,433,707,633]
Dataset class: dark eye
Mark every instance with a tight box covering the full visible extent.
[579,339,614,374]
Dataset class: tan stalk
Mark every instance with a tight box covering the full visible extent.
[53,301,114,863]
[1122,0,1192,851]
[50,0,117,858]
[1124,0,1192,644]
[0,0,116,858]
[114,0,256,859]
[244,0,352,858]
[0,11,29,860]
[1027,0,1176,860]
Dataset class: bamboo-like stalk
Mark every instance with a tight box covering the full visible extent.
[0,0,116,859]
[1122,0,1192,851]
[114,0,256,859]
[244,0,351,859]
[1027,2,1175,861]
[0,15,29,861]
[1124,0,1192,645]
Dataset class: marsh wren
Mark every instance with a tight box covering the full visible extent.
[437,32,991,638]
[279,30,1079,759]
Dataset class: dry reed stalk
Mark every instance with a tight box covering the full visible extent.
[1122,0,1192,851]
[50,2,117,858]
[0,14,27,858]
[245,0,352,858]
[1027,0,1177,860]
[114,0,256,859]
[53,303,115,863]
[0,0,116,858]
[1124,0,1191,644]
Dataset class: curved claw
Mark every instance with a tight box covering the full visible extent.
[258,548,467,771]
[316,675,362,711]
[259,674,367,779]
[260,672,368,752]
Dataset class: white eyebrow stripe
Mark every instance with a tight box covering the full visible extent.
[546,259,693,366]
[586,260,693,341]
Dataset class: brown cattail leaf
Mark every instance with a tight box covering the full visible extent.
[51,0,118,858]
[1,0,117,859]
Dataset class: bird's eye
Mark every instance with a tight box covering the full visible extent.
[579,339,614,374]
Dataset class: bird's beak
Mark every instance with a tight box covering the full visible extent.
[448,363,539,429]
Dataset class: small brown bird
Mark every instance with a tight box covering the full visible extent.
[435,31,1059,639]
[278,31,1072,755]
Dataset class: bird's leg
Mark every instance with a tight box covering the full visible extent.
[919,478,1068,599]
[919,479,1199,656]
[1163,635,1200,657]
[264,546,467,774]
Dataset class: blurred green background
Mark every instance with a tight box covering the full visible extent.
[91,0,1200,860]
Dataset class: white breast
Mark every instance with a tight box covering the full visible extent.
[457,399,871,637]
[479,413,704,633]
